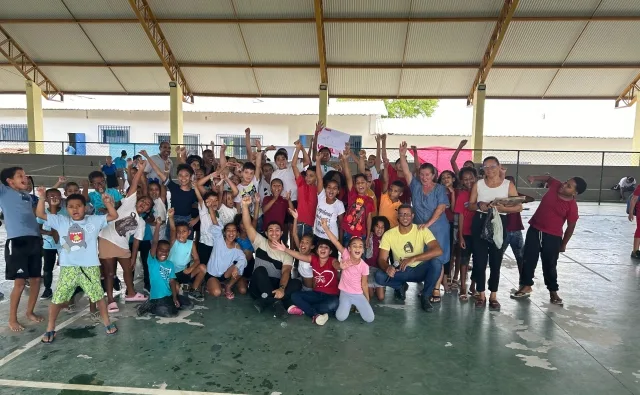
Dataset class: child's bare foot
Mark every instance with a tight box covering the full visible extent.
[9,321,24,332]
[26,312,44,323]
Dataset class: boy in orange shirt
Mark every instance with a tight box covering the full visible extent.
[378,158,403,228]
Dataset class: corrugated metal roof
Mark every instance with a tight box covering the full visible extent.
[329,69,401,96]
[545,68,640,97]
[324,0,411,18]
[0,66,27,91]
[565,21,640,64]
[325,23,407,64]
[111,67,170,93]
[39,66,125,92]
[147,0,235,19]
[485,68,557,97]
[411,0,503,17]
[161,24,249,63]
[404,22,494,64]
[0,95,388,116]
[234,0,315,19]
[495,21,587,64]
[515,0,601,17]
[1,24,103,62]
[242,24,318,64]
[0,0,71,18]
[182,67,258,95]
[254,69,319,95]
[595,0,640,17]
[62,0,137,19]
[79,23,160,63]
[399,69,477,96]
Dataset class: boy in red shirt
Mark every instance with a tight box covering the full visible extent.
[512,175,587,305]
[292,140,317,242]
[340,146,375,247]
[262,179,294,234]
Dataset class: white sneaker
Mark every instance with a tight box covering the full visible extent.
[313,313,329,326]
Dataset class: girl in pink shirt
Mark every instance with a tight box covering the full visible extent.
[320,219,375,323]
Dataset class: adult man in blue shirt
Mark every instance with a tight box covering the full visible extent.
[0,167,45,331]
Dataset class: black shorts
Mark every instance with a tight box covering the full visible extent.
[5,236,43,280]
[204,273,226,283]
[285,200,298,224]
[175,270,194,284]
[197,243,213,265]
[106,173,118,189]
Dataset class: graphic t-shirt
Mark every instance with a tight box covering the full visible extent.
[234,177,260,214]
[98,192,146,249]
[89,188,122,211]
[338,248,369,294]
[45,214,108,267]
[454,189,474,236]
[0,184,41,239]
[365,235,382,268]
[529,177,579,237]
[341,187,375,237]
[147,253,175,300]
[296,174,318,226]
[272,166,298,201]
[218,204,237,227]
[310,255,339,295]
[314,190,345,239]
[379,224,437,268]
[37,207,66,250]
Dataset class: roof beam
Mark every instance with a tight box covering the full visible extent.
[127,0,193,103]
[313,0,328,84]
[467,0,519,106]
[615,72,640,108]
[2,62,637,69]
[0,25,62,101]
[2,16,640,23]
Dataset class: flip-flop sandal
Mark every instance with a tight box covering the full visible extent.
[489,300,501,310]
[550,296,564,306]
[475,298,486,308]
[125,292,148,302]
[107,302,119,313]
[225,290,235,300]
[510,290,532,299]
[430,290,442,303]
[105,323,118,336]
[41,330,56,344]
[459,293,469,302]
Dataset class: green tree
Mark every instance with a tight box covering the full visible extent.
[382,99,439,118]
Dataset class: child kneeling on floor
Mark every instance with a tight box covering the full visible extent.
[36,189,118,343]
[137,218,192,317]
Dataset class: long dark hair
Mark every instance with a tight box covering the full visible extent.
[324,170,346,190]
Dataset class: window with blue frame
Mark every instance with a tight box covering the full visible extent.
[216,135,263,160]
[1,124,28,141]
[99,125,130,144]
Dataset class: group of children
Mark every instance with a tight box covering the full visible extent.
[0,127,588,341]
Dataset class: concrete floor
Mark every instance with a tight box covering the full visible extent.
[0,202,638,395]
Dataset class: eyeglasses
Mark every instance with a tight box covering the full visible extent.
[482,164,499,170]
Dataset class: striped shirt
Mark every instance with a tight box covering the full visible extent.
[252,234,293,279]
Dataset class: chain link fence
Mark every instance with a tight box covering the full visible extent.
[1,140,638,203]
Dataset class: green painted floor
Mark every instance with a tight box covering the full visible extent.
[0,203,639,395]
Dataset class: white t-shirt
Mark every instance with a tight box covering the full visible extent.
[234,177,260,214]
[370,166,379,181]
[218,204,238,227]
[198,202,215,247]
[314,189,345,239]
[272,166,298,201]
[619,177,636,189]
[152,198,167,241]
[98,192,146,249]
[259,177,272,200]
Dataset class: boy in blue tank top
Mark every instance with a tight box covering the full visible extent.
[167,208,206,301]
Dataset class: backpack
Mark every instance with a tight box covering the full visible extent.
[627,194,637,215]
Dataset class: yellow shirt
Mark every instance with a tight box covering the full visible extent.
[379,193,402,228]
[379,224,436,267]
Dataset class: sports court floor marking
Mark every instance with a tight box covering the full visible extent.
[0,379,246,395]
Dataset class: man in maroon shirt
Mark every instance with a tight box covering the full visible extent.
[512,174,587,305]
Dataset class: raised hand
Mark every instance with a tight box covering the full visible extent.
[320,218,329,228]
[253,193,261,205]
[266,145,276,151]
[58,176,67,183]
[458,139,468,148]
[359,149,367,159]
[381,134,387,142]
[168,207,175,218]
[343,142,351,157]
[254,139,262,151]
[315,120,324,134]
[37,186,46,197]
[102,193,114,206]
[242,195,252,207]
[527,175,534,185]
[294,140,303,149]
[288,208,298,219]
[175,145,181,154]
[155,216,163,227]
[270,240,286,252]
[399,141,408,156]
[285,191,291,201]
[137,158,147,169]
[245,127,251,135]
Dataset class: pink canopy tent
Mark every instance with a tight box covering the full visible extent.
[408,147,472,173]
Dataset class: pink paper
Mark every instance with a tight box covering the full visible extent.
[409,146,472,173]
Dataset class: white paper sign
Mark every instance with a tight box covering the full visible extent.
[317,127,350,157]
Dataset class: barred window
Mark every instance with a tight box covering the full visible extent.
[99,125,130,144]
[155,134,201,155]
[1,124,28,142]
[216,135,263,160]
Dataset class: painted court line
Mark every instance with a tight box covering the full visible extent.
[0,306,90,368]
[0,379,246,395]
[27,165,59,173]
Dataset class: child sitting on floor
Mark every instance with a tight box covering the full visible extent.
[137,218,192,318]
[36,189,118,343]
[167,207,206,302]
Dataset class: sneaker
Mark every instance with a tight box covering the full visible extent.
[113,276,121,291]
[254,300,267,313]
[136,301,152,317]
[40,288,53,300]
[24,279,30,288]
[394,287,406,301]
[312,313,329,326]
[188,289,204,302]
[89,311,101,323]
[143,287,150,295]
[272,300,286,318]
[287,305,304,316]
[420,297,434,312]
[631,251,640,259]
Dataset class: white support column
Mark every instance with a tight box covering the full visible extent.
[169,81,184,151]
[471,83,486,163]
[25,80,44,154]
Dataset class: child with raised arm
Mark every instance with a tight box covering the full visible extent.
[37,188,64,300]
[36,188,118,343]
[340,147,375,247]
[202,194,248,299]
[313,159,345,258]
[288,209,315,289]
[86,170,122,215]
[229,138,262,213]
[272,235,339,326]
[137,218,191,318]
[292,139,318,242]
[378,157,404,228]
[167,207,206,301]
[320,218,374,323]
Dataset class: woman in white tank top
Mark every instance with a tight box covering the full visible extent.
[468,156,522,309]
